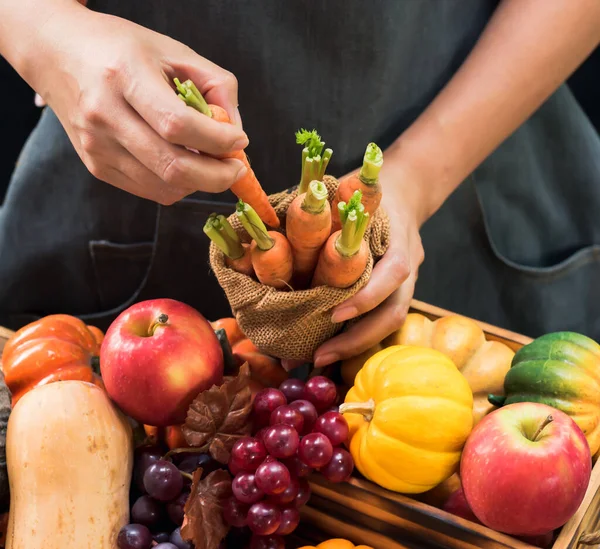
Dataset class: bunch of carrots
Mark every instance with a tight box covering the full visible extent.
[175,77,384,290]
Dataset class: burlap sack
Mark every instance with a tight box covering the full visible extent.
[209,175,390,361]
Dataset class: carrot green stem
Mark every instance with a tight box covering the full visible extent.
[236,200,274,251]
[203,214,245,260]
[336,190,369,257]
[302,180,328,214]
[296,128,333,194]
[174,77,212,118]
[359,143,383,183]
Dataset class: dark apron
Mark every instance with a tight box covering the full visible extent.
[1,0,599,342]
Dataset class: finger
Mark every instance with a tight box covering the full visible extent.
[314,275,416,367]
[174,54,242,127]
[122,65,248,156]
[331,243,410,323]
[114,106,247,193]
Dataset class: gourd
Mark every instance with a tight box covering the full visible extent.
[297,540,373,549]
[346,313,514,425]
[1,314,104,406]
[5,380,133,548]
[488,331,600,456]
[340,345,473,494]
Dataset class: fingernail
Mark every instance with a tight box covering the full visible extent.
[314,353,339,368]
[331,306,358,324]
[232,134,249,151]
[224,158,248,180]
[234,107,243,129]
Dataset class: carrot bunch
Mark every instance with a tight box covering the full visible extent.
[201,122,385,293]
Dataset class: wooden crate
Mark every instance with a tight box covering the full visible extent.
[1,303,599,549]
[300,300,600,549]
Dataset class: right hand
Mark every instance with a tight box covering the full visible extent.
[30,4,249,205]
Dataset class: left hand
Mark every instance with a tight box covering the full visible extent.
[313,160,426,368]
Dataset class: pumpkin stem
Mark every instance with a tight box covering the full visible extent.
[90,355,101,375]
[338,398,376,422]
[149,314,169,336]
[487,394,507,407]
[531,414,554,442]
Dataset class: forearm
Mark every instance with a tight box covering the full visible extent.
[0,0,83,84]
[387,0,600,225]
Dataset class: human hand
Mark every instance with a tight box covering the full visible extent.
[313,157,426,367]
[30,4,248,204]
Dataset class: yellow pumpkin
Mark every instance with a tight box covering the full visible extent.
[298,540,373,549]
[383,313,514,425]
[340,345,473,494]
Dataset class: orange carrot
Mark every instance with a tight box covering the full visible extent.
[312,190,370,289]
[174,78,280,228]
[236,200,293,289]
[295,129,332,194]
[203,213,254,276]
[331,142,383,233]
[286,179,332,288]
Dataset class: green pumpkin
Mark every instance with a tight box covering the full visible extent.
[488,331,600,456]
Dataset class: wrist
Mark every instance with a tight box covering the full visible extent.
[0,0,86,89]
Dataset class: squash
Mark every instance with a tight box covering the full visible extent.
[340,345,473,494]
[381,313,514,425]
[1,314,104,406]
[5,380,133,548]
[488,331,600,456]
[297,540,373,549]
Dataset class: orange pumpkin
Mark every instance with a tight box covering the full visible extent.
[143,424,190,451]
[298,540,373,549]
[1,314,104,406]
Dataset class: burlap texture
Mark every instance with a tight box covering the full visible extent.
[209,175,390,361]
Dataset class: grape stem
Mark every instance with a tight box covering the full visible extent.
[180,471,194,482]
[338,399,376,422]
[163,445,210,462]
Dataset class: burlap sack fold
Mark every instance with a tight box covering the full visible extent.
[209,175,390,361]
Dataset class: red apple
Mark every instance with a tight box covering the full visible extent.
[101,298,224,426]
[461,402,591,537]
[443,487,555,548]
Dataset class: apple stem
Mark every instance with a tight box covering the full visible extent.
[532,414,554,442]
[149,314,169,336]
[338,399,376,422]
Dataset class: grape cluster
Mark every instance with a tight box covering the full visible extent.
[118,445,217,549]
[225,377,354,549]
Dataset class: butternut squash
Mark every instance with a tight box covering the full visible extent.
[6,380,133,548]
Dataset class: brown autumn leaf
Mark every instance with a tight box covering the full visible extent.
[182,362,253,463]
[181,468,232,549]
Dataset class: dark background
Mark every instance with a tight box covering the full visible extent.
[1,48,598,201]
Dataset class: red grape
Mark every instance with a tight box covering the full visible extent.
[117,524,153,549]
[153,533,171,543]
[170,528,193,549]
[269,405,304,433]
[249,534,286,549]
[176,452,218,476]
[223,496,250,527]
[313,411,349,446]
[263,424,299,458]
[294,479,311,508]
[131,495,163,528]
[298,433,333,468]
[279,379,305,402]
[275,505,300,535]
[320,447,354,483]
[166,491,189,526]
[232,472,265,504]
[247,502,282,535]
[255,427,269,443]
[268,476,299,505]
[253,389,287,426]
[134,445,164,492]
[230,437,268,473]
[254,459,291,495]
[303,376,337,411]
[288,400,318,434]
[143,460,183,502]
[155,544,178,549]
[280,455,313,478]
